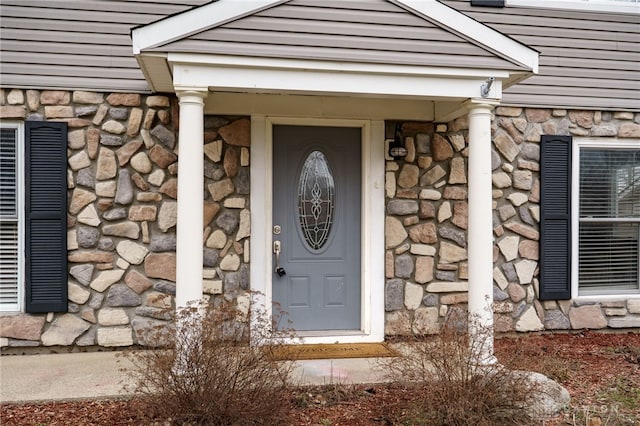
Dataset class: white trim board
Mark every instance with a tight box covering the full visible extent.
[250,116,385,344]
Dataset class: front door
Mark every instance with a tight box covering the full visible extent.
[272,125,361,331]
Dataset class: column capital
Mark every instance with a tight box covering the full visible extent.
[463,97,500,112]
[176,88,209,101]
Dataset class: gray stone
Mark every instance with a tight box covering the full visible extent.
[545,310,571,330]
[491,150,501,171]
[76,167,95,188]
[132,318,172,347]
[102,208,127,221]
[97,238,115,251]
[41,314,91,346]
[512,301,527,318]
[394,254,414,279]
[202,248,219,268]
[88,293,104,309]
[519,205,535,226]
[387,199,419,215]
[100,134,123,146]
[68,303,80,313]
[115,168,134,205]
[153,280,176,295]
[204,161,225,180]
[494,285,510,301]
[216,210,239,235]
[149,125,175,149]
[422,293,438,307]
[70,264,94,286]
[412,306,439,335]
[76,328,97,346]
[520,143,540,161]
[107,283,142,307]
[420,164,446,186]
[76,226,101,248]
[239,264,250,290]
[513,170,533,190]
[608,316,640,328]
[501,262,518,282]
[435,271,455,281]
[108,107,129,120]
[135,306,173,321]
[498,204,516,221]
[224,271,241,294]
[150,234,176,252]
[415,133,430,153]
[385,279,404,311]
[438,226,466,247]
[233,168,250,195]
[76,105,98,117]
[518,371,571,420]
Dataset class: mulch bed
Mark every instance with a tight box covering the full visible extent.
[2,331,638,425]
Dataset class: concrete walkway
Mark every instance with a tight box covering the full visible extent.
[0,351,389,403]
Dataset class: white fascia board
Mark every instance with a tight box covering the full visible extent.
[393,0,539,73]
[509,0,640,14]
[167,53,511,80]
[132,0,287,54]
[172,63,503,100]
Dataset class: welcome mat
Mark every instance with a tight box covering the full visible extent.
[268,343,398,360]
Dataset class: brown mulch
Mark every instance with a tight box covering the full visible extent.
[2,331,639,425]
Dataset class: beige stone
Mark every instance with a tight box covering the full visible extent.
[449,157,466,184]
[437,201,452,223]
[385,171,396,198]
[496,107,522,117]
[7,89,24,104]
[451,202,468,230]
[448,134,466,152]
[97,327,133,347]
[220,253,241,271]
[146,95,170,107]
[158,201,177,232]
[68,150,91,171]
[69,188,97,214]
[426,281,468,293]
[41,314,91,346]
[493,131,520,162]
[494,266,509,290]
[569,305,607,329]
[206,229,227,249]
[26,90,39,111]
[130,152,152,174]
[410,244,436,256]
[146,292,172,309]
[129,205,157,222]
[92,104,109,125]
[224,197,245,209]
[204,140,223,162]
[208,178,235,202]
[518,240,539,260]
[148,169,165,187]
[95,181,117,197]
[492,172,512,188]
[628,299,640,314]
[504,222,539,240]
[417,155,432,170]
[618,123,640,138]
[68,250,114,264]
[203,201,221,228]
[224,146,240,177]
[236,209,251,241]
[95,147,116,180]
[385,311,412,336]
[106,93,140,106]
[0,315,45,340]
[568,110,594,129]
[126,108,143,137]
[398,164,420,189]
[73,91,103,104]
[68,129,86,150]
[144,253,176,281]
[203,279,223,295]
[418,189,441,201]
[415,256,434,283]
[90,269,125,292]
[404,282,423,310]
[443,187,466,200]
[115,139,143,166]
[507,192,528,207]
[67,230,78,250]
[516,306,544,332]
[515,259,537,284]
[77,204,101,227]
[0,105,26,119]
[498,235,519,261]
[439,241,467,263]
[44,105,74,118]
[421,165,446,186]
[148,145,177,168]
[441,293,468,305]
[98,308,130,326]
[102,221,140,239]
[116,240,149,265]
[513,170,533,190]
[412,307,440,335]
[385,216,407,249]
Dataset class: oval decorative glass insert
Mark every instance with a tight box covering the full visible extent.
[298,150,335,250]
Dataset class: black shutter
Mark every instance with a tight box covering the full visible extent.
[25,121,68,313]
[539,135,572,300]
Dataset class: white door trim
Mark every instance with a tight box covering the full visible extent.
[250,115,385,343]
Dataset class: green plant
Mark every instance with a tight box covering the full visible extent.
[376,311,542,426]
[123,294,296,425]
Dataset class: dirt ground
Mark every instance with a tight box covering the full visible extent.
[1,331,638,425]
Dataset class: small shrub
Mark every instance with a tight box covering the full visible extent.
[376,311,541,425]
[124,295,296,425]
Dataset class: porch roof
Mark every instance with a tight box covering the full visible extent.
[132,0,538,117]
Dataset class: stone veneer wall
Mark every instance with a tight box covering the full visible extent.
[384,108,640,335]
[0,88,251,350]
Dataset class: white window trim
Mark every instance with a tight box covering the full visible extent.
[0,122,24,313]
[571,137,640,301]
[508,0,640,14]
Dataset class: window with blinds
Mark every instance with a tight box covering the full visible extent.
[0,124,22,311]
[578,145,640,294]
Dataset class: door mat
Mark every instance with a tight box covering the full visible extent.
[268,343,398,360]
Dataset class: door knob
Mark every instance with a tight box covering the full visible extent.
[273,240,286,277]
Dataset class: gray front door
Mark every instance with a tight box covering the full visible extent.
[273,125,361,331]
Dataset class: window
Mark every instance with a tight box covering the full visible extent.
[0,123,24,312]
[573,139,640,296]
[508,0,640,14]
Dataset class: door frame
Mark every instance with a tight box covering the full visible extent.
[251,115,385,343]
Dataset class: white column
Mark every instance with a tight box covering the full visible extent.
[176,89,208,309]
[465,99,499,364]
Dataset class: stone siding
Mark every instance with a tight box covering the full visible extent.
[383,108,640,335]
[0,88,250,349]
